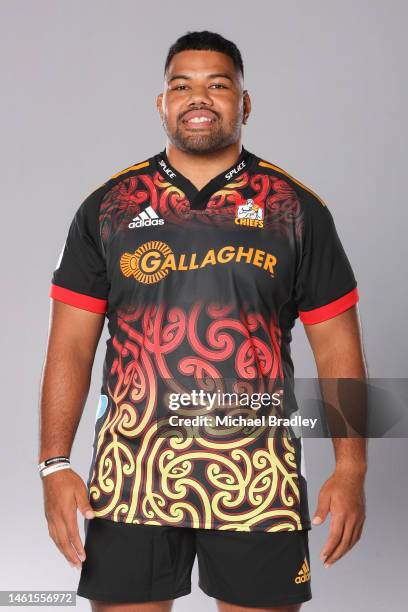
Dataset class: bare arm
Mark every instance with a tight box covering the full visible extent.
[38,299,105,569]
[304,305,368,567]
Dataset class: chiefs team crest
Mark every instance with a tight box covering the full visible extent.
[235,198,264,228]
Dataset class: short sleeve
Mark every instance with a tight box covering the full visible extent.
[294,194,359,325]
[49,185,110,314]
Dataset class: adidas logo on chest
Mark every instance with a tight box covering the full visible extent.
[128,206,164,229]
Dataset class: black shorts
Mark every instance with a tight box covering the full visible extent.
[77,518,312,608]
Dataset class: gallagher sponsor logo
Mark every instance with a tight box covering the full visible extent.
[120,241,277,284]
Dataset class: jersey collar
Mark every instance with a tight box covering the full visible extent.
[154,146,256,210]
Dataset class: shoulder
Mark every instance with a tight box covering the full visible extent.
[101,155,153,193]
[254,154,328,211]
[78,155,154,214]
[106,156,153,183]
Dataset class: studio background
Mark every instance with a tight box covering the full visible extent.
[1,1,407,610]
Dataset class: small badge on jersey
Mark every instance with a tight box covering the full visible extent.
[235,198,264,228]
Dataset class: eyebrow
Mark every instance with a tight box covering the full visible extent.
[168,72,234,84]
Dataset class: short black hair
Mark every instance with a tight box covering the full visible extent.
[164,30,244,78]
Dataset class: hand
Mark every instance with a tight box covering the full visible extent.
[312,468,366,568]
[42,468,95,570]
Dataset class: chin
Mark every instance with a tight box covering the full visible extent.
[176,134,232,155]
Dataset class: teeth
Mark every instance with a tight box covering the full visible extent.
[188,116,212,123]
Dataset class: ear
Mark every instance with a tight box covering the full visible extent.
[156,93,164,120]
[242,90,252,124]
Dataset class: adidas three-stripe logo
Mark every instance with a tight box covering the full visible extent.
[294,557,311,584]
[128,206,164,229]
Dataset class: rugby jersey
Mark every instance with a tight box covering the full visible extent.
[49,146,359,532]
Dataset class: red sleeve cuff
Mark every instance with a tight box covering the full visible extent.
[298,287,359,325]
[49,284,108,314]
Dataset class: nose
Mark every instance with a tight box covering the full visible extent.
[186,83,213,106]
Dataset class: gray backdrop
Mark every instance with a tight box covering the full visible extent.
[1,0,407,610]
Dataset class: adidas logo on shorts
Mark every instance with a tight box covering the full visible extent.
[128,206,164,229]
[294,557,311,584]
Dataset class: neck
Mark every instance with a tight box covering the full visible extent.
[165,141,242,190]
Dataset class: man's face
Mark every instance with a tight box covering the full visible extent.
[157,50,250,154]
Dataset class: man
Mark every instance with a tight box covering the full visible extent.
[39,30,367,612]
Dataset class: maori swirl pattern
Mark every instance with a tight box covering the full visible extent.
[88,301,303,531]
[99,170,304,244]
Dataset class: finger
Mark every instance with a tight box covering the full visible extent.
[321,516,345,561]
[47,520,57,545]
[324,519,355,566]
[75,490,95,520]
[52,516,83,568]
[48,520,73,565]
[65,513,86,562]
[312,490,331,525]
[345,514,365,551]
[350,518,365,548]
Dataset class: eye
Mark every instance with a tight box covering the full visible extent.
[173,84,188,91]
[210,83,227,89]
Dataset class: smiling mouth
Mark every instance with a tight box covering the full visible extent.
[181,111,218,127]
[184,116,215,124]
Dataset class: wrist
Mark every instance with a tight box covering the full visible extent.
[38,454,71,479]
[334,461,367,479]
[38,450,71,463]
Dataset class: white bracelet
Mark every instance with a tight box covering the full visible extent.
[38,456,70,472]
[40,462,71,478]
